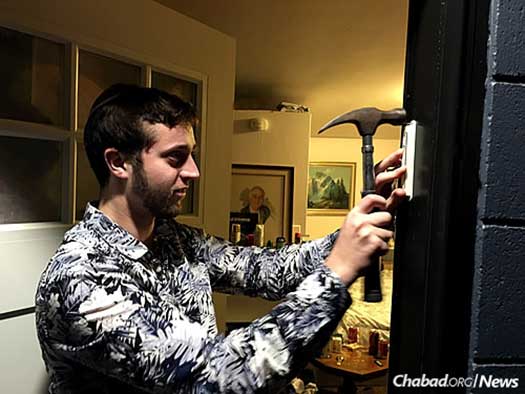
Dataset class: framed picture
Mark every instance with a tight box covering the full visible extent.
[230,164,293,243]
[307,162,356,215]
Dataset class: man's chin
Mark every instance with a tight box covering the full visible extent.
[158,200,184,218]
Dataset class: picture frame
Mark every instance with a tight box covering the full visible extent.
[307,162,356,215]
[230,164,293,243]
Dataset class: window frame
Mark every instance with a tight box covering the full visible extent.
[0,25,208,229]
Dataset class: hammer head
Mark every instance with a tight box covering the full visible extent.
[319,107,407,136]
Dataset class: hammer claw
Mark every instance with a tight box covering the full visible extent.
[318,112,358,134]
[318,107,407,136]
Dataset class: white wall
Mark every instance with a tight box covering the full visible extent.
[0,1,235,391]
[227,109,311,323]
[0,314,49,394]
[0,225,68,312]
[232,110,312,235]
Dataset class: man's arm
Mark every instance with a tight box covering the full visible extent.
[193,202,391,299]
[185,225,339,300]
[36,243,350,393]
[191,149,406,299]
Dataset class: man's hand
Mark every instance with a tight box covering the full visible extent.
[325,195,393,286]
[325,149,408,286]
[374,148,407,212]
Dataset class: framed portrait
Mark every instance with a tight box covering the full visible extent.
[307,162,356,215]
[230,164,293,243]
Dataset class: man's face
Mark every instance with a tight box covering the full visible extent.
[249,188,264,210]
[130,122,199,218]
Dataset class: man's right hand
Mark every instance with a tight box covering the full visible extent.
[325,194,393,286]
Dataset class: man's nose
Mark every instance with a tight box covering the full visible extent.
[181,154,200,179]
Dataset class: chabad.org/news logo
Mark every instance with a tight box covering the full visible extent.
[392,374,519,389]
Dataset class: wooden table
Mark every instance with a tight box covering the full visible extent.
[313,348,388,393]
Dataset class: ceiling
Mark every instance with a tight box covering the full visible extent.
[154,0,408,139]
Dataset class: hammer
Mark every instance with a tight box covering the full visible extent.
[319,107,407,302]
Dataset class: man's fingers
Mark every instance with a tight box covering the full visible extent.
[356,194,387,214]
[375,227,394,243]
[368,211,393,228]
[386,188,407,212]
[375,166,407,189]
[374,148,404,175]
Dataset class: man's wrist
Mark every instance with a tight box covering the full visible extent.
[324,256,359,287]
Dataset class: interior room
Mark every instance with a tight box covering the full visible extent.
[0,1,408,393]
[4,0,523,392]
[158,3,408,393]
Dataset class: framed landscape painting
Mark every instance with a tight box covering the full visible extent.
[307,162,356,215]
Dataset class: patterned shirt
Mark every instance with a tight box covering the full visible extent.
[36,203,351,393]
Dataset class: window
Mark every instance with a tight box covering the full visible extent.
[77,50,142,129]
[0,26,69,225]
[0,26,206,226]
[75,141,99,221]
[0,26,66,127]
[0,135,65,224]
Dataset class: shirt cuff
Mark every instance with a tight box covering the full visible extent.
[291,264,352,313]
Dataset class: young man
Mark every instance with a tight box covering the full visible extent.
[36,84,406,393]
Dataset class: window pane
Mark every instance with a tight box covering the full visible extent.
[179,176,196,215]
[75,141,99,221]
[151,71,198,106]
[0,26,66,126]
[0,135,63,224]
[78,50,141,129]
[152,71,200,215]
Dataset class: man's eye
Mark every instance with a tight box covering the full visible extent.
[168,152,189,165]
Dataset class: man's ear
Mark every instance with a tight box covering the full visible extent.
[103,148,131,180]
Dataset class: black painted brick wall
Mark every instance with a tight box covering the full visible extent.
[491,0,525,77]
[479,83,525,219]
[475,226,525,358]
[470,0,525,392]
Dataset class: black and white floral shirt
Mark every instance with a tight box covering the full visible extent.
[36,203,351,393]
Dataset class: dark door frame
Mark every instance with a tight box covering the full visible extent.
[389,1,490,392]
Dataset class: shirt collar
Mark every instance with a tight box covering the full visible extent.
[82,202,150,260]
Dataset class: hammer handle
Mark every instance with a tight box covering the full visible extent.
[318,106,406,304]
[361,135,382,303]
[361,135,376,195]
[361,192,383,303]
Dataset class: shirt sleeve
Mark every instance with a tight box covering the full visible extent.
[178,223,340,300]
[36,242,351,394]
